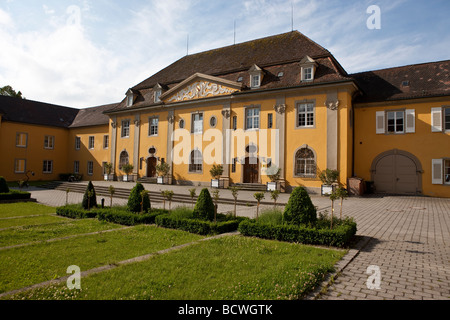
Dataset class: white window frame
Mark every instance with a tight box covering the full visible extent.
[294,147,317,178]
[245,106,260,130]
[251,74,261,88]
[16,132,28,148]
[386,110,405,134]
[154,90,161,103]
[44,135,55,149]
[302,67,313,81]
[103,135,109,149]
[75,137,81,150]
[121,120,130,138]
[444,107,450,131]
[296,102,315,128]
[74,161,80,174]
[43,160,53,174]
[149,117,159,136]
[14,159,26,174]
[87,161,94,176]
[88,136,95,149]
[189,149,203,173]
[191,113,203,134]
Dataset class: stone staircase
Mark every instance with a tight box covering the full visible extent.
[231,183,267,192]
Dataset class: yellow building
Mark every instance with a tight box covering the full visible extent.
[1,31,448,197]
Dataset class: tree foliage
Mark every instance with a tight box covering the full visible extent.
[127,182,150,213]
[0,85,24,99]
[193,188,215,221]
[0,177,10,193]
[283,187,317,225]
[82,181,97,210]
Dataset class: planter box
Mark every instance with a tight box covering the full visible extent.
[211,179,225,189]
[267,181,278,191]
[157,176,170,185]
[321,184,335,196]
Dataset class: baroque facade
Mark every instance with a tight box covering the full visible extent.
[0,31,449,197]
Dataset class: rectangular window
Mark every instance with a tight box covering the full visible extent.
[43,160,53,174]
[445,159,450,185]
[303,67,313,81]
[268,113,273,129]
[191,113,203,134]
[102,162,108,175]
[387,111,404,134]
[75,137,81,150]
[74,161,80,174]
[44,135,55,149]
[16,133,28,148]
[122,120,130,138]
[149,117,159,136]
[445,107,450,131]
[88,136,95,149]
[251,75,260,88]
[15,159,26,173]
[297,103,315,127]
[232,116,237,130]
[103,135,109,149]
[231,158,237,173]
[245,107,260,130]
[87,161,94,176]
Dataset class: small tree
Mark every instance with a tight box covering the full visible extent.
[188,188,196,208]
[283,187,316,225]
[193,188,215,221]
[108,185,115,208]
[140,190,150,213]
[104,163,113,178]
[156,162,171,177]
[329,190,339,230]
[318,169,340,185]
[270,189,280,209]
[334,186,349,219]
[209,164,223,180]
[65,188,70,206]
[128,183,149,213]
[122,164,134,180]
[253,192,265,220]
[0,177,10,193]
[161,190,174,211]
[229,186,239,217]
[82,181,97,210]
[212,189,220,223]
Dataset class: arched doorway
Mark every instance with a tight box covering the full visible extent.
[371,149,423,195]
[243,157,259,184]
[147,157,157,177]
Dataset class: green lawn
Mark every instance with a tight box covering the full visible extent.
[0,219,123,247]
[0,203,56,218]
[4,235,346,300]
[0,215,67,229]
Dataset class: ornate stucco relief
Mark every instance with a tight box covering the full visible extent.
[167,81,237,102]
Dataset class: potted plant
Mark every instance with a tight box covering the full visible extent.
[156,162,171,184]
[318,168,339,196]
[104,162,113,181]
[266,166,281,191]
[121,163,134,182]
[210,164,224,188]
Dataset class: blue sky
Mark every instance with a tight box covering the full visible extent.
[0,0,449,108]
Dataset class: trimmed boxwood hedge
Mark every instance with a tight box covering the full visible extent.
[238,219,357,248]
[0,190,32,201]
[56,205,168,226]
[155,213,247,235]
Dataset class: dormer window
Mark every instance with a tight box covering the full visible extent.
[153,83,164,103]
[125,88,138,107]
[154,90,161,103]
[299,56,318,82]
[249,64,264,89]
[127,95,134,107]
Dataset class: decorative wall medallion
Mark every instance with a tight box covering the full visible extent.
[274,104,286,114]
[134,120,141,126]
[325,100,340,110]
[167,81,236,102]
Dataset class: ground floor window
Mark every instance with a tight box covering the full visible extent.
[119,151,129,169]
[189,149,202,173]
[74,161,80,174]
[87,161,94,176]
[445,159,450,184]
[15,159,26,173]
[43,160,53,174]
[294,147,316,177]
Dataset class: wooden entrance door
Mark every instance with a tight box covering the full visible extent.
[147,157,157,177]
[243,157,259,183]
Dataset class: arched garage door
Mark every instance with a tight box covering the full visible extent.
[371,150,422,195]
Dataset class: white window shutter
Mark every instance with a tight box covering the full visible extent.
[431,107,442,132]
[432,159,443,185]
[405,109,415,133]
[376,111,385,134]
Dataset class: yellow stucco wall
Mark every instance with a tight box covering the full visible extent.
[354,98,450,198]
[68,125,110,181]
[0,121,70,182]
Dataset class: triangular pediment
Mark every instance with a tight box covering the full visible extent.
[161,73,242,103]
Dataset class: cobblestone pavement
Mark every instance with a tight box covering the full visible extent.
[23,185,450,300]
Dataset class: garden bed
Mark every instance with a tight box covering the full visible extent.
[0,190,32,202]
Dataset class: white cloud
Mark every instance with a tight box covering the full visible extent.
[43,5,55,15]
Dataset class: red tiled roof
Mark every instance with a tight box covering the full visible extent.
[69,103,118,128]
[352,60,450,104]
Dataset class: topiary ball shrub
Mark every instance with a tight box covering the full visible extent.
[283,186,317,226]
[193,188,215,221]
[127,182,150,213]
[0,177,10,193]
[82,181,97,210]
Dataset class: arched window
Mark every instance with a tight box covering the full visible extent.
[119,151,129,169]
[295,147,316,177]
[189,149,202,173]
